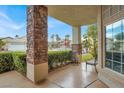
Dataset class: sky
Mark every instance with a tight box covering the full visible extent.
[0,5,88,41]
[0,5,26,38]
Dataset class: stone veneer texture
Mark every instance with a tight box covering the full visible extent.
[27,5,48,65]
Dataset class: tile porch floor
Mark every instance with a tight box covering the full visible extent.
[0,63,108,88]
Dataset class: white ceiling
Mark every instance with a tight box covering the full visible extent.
[48,5,98,26]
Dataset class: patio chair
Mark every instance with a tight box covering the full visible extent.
[86,59,98,73]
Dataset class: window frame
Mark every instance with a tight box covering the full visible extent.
[105,19,124,75]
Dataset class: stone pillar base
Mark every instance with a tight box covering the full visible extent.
[27,62,48,83]
[72,44,82,63]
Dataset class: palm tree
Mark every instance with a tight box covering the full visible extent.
[55,34,61,48]
[56,34,61,41]
[64,35,70,48]
[65,35,70,40]
[50,34,55,48]
[51,34,55,42]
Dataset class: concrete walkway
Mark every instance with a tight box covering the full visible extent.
[0,63,108,88]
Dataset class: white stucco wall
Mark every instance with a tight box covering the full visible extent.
[8,44,26,51]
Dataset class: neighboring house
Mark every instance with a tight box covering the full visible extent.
[1,36,27,51]
[48,39,72,51]
[1,36,72,51]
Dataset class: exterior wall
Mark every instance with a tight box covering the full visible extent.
[2,37,27,51]
[26,5,48,83]
[98,5,124,87]
[8,44,26,51]
[102,5,124,26]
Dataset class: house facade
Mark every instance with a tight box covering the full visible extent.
[26,5,124,87]
[1,36,71,52]
[1,36,27,51]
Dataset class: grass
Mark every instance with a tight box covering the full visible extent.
[82,53,93,62]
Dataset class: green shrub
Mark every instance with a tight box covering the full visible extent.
[0,50,72,74]
[12,52,26,75]
[0,52,14,73]
[82,53,93,62]
[48,50,72,69]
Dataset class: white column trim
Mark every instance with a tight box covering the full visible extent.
[72,26,81,44]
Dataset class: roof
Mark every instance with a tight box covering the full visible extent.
[1,36,27,43]
[0,37,14,40]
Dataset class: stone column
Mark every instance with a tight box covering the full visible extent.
[72,26,82,62]
[97,6,103,70]
[27,5,48,83]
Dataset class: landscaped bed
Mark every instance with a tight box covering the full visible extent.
[0,50,94,76]
[0,50,72,76]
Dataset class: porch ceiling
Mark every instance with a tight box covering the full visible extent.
[48,5,98,26]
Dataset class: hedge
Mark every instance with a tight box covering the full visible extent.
[0,50,72,75]
[12,52,26,75]
[0,52,14,73]
[48,50,72,69]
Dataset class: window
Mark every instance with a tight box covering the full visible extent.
[105,19,124,74]
[105,24,113,69]
[122,19,124,74]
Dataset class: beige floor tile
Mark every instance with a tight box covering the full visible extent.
[0,63,108,88]
[87,80,108,88]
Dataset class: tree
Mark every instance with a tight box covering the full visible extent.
[65,35,70,48]
[115,32,124,41]
[50,34,55,48]
[82,33,89,53]
[50,34,61,49]
[15,35,19,38]
[65,35,70,40]
[82,24,98,61]
[56,34,61,48]
[51,34,55,42]
[113,32,124,51]
[0,39,5,51]
[56,34,61,41]
[87,24,98,61]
